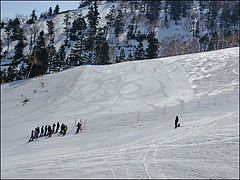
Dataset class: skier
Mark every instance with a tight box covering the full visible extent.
[48,125,52,135]
[175,115,179,128]
[53,123,56,133]
[29,130,34,142]
[63,125,68,135]
[44,125,48,136]
[37,127,40,137]
[34,128,38,139]
[76,122,81,134]
[56,122,60,133]
[49,127,53,137]
[40,126,44,137]
[60,123,65,134]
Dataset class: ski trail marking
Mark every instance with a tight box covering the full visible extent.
[104,149,115,177]
[143,145,152,179]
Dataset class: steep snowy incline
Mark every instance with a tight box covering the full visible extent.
[1,47,239,179]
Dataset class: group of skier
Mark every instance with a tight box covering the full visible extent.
[28,122,68,142]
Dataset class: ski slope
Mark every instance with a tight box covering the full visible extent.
[1,47,239,179]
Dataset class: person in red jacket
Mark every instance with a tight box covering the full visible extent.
[49,127,52,137]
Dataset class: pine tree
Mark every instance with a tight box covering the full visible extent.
[114,9,124,37]
[57,44,67,69]
[29,30,49,77]
[4,23,11,51]
[146,1,161,22]
[134,42,145,60]
[54,4,60,14]
[63,13,71,40]
[86,1,101,48]
[46,20,55,44]
[146,31,159,59]
[13,38,27,63]
[105,4,116,28]
[94,29,110,65]
[27,10,37,24]
[69,13,86,41]
[47,45,57,72]
[48,7,53,16]
[119,49,126,62]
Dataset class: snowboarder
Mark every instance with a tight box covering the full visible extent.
[40,126,44,136]
[56,122,60,133]
[175,115,179,128]
[63,125,68,135]
[76,122,81,134]
[44,125,48,136]
[53,123,56,133]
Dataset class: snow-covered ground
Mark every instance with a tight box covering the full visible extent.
[1,47,239,179]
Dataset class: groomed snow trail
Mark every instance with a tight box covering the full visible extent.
[1,48,239,179]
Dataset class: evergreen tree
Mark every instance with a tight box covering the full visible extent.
[63,13,71,40]
[134,42,145,60]
[46,20,55,44]
[146,1,161,22]
[127,17,136,39]
[94,29,110,65]
[57,44,67,69]
[146,31,159,59]
[27,10,37,24]
[48,7,53,16]
[114,9,124,37]
[13,37,27,63]
[47,45,57,72]
[105,4,116,28]
[29,30,49,77]
[169,1,182,25]
[119,49,126,62]
[4,23,11,51]
[54,4,60,14]
[69,13,87,41]
[86,0,101,48]
[69,35,87,66]
[206,1,218,30]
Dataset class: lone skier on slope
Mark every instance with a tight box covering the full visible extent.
[175,116,179,128]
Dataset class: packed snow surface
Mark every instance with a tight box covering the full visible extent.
[1,47,239,179]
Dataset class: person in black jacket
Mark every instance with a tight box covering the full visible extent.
[56,122,60,133]
[29,130,34,142]
[76,122,81,134]
[44,125,48,136]
[40,126,44,137]
[53,123,56,133]
[175,116,179,128]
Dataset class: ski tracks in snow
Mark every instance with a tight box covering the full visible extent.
[104,149,115,178]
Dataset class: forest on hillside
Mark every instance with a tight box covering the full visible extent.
[0,1,239,83]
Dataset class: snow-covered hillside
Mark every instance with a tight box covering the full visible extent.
[1,47,239,178]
